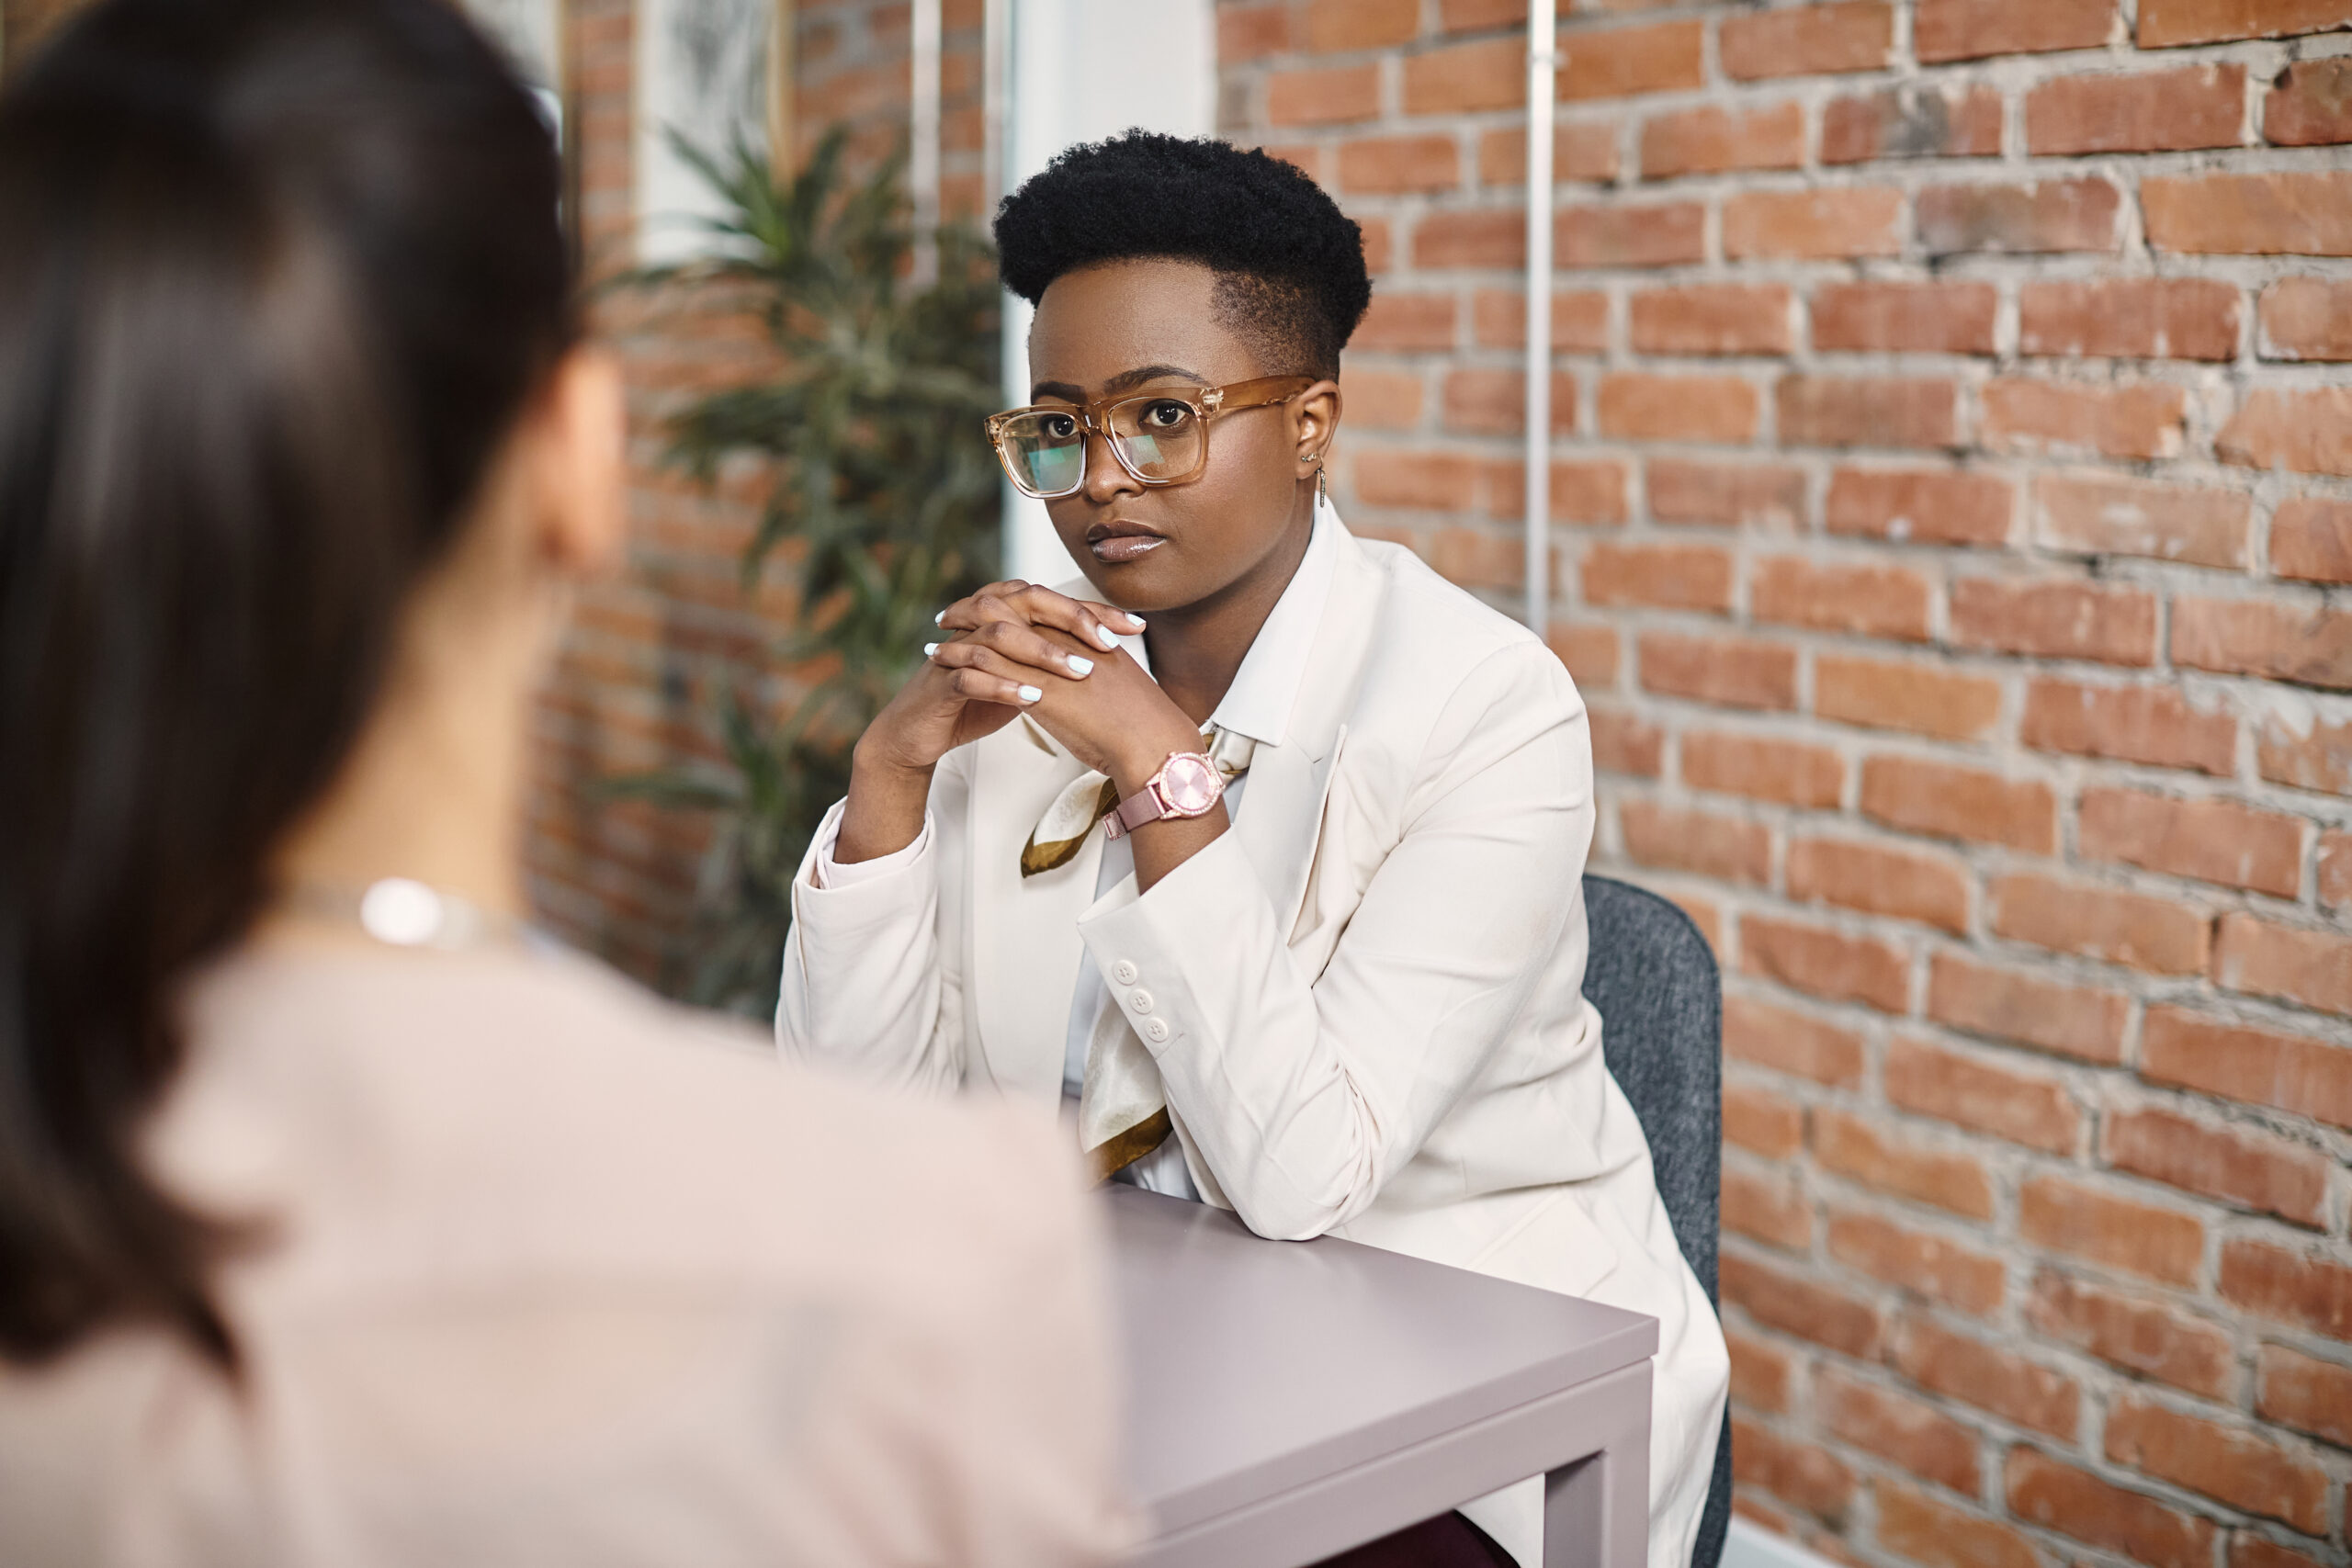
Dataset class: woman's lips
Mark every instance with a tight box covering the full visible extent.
[1086,524,1166,564]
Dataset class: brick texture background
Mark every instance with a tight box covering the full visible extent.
[1216,3,2352,1566]
[532,0,986,975]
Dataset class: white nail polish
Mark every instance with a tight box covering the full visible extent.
[922,642,939,657]
[1017,685,1044,703]
[1128,616,1148,629]
[1066,655,1095,675]
[933,609,944,625]
[1093,624,1119,649]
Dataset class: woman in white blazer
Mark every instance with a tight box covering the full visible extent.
[778,132,1727,1568]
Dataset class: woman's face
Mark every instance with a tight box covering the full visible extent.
[1024,258,1338,615]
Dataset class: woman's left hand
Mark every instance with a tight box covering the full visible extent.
[933,582,1204,795]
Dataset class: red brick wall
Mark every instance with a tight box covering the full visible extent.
[1219,3,2351,1566]
[530,0,984,977]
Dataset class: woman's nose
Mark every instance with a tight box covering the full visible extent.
[1080,429,1141,503]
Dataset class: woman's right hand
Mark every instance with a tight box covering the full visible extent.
[833,582,1142,864]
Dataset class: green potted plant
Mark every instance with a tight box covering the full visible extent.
[615,128,1001,1016]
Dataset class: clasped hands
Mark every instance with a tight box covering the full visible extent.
[837,581,1210,865]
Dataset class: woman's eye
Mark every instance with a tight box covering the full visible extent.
[1143,400,1190,428]
[1044,414,1078,440]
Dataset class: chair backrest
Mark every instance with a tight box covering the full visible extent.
[1582,874,1720,1302]
[1579,874,1730,1568]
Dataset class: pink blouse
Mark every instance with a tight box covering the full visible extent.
[0,944,1135,1567]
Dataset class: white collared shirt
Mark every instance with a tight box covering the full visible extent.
[812,498,1344,1201]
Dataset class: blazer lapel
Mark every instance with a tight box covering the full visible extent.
[967,716,1100,1098]
[1233,526,1385,944]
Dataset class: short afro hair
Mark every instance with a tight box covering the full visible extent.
[994,131,1373,382]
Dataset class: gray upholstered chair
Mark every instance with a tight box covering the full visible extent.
[1582,874,1732,1568]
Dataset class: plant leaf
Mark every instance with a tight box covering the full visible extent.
[605,125,1001,1015]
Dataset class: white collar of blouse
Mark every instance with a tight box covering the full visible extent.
[1114,493,1342,751]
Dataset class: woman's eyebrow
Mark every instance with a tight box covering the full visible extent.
[1105,363,1208,392]
[1028,364,1210,401]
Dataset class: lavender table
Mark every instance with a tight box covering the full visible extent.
[1104,1186,1656,1568]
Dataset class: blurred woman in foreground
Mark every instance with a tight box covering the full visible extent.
[0,1,1129,1562]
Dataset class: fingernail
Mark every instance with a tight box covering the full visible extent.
[922,642,940,657]
[1065,655,1095,676]
[1017,685,1044,703]
[1126,615,1148,629]
[933,610,945,626]
[1092,624,1119,649]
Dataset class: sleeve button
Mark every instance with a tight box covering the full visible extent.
[1144,1019,1170,1043]
[1128,989,1155,1015]
[1111,960,1139,985]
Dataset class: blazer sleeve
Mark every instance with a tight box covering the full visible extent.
[774,750,971,1094]
[1076,642,1593,1242]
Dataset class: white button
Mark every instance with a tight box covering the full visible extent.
[1129,990,1155,1015]
[1112,960,1139,985]
[1145,1019,1170,1043]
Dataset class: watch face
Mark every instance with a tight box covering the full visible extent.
[1159,753,1221,815]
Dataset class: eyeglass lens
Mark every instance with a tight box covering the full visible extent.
[998,395,1204,495]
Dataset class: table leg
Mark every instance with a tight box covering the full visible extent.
[1542,1359,1651,1568]
[1131,1358,1656,1568]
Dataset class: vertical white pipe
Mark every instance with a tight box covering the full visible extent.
[910,0,942,287]
[1522,0,1558,640]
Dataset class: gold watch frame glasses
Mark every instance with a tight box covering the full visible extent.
[987,375,1315,500]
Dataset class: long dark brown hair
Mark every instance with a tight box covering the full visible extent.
[0,0,574,1366]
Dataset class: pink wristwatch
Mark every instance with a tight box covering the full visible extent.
[1102,750,1224,840]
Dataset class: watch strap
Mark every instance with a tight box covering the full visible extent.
[1110,780,1170,836]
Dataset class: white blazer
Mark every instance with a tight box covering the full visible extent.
[778,519,1727,1568]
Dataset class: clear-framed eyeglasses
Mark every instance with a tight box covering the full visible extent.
[986,375,1315,500]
